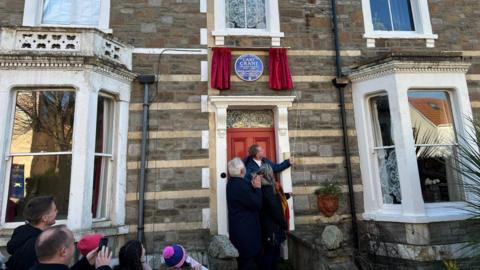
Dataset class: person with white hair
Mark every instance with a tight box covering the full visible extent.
[226,157,262,270]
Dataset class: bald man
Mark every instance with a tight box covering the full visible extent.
[31,225,112,270]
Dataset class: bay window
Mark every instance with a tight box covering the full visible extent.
[351,59,473,222]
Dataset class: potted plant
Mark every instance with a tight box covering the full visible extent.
[314,181,341,217]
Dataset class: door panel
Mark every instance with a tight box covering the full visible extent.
[227,128,276,162]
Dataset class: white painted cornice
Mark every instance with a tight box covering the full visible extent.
[349,61,471,82]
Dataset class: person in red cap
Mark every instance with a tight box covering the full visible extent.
[77,234,104,257]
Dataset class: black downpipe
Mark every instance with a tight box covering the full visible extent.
[136,49,204,242]
[137,75,156,242]
[330,0,360,261]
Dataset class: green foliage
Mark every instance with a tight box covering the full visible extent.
[314,181,341,197]
[453,117,480,259]
[443,260,459,270]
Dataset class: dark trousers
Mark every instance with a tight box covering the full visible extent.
[237,255,259,270]
[261,244,281,270]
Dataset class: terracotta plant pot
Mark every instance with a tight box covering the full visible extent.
[317,194,339,217]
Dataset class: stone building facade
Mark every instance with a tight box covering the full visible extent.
[0,0,479,269]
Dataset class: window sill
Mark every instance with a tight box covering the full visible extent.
[212,29,284,46]
[38,24,113,34]
[363,31,438,48]
[363,203,472,223]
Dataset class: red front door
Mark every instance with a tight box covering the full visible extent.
[227,128,277,163]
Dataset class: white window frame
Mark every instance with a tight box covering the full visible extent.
[22,0,111,32]
[350,60,474,223]
[92,93,116,220]
[2,88,76,227]
[361,0,437,48]
[212,0,284,46]
[0,69,131,231]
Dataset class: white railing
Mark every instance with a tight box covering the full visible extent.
[0,27,132,70]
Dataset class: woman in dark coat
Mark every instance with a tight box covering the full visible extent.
[257,164,290,270]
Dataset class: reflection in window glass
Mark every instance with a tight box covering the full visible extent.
[370,0,415,31]
[409,91,462,202]
[92,95,114,219]
[370,95,401,204]
[6,90,75,222]
[42,0,100,26]
[226,0,266,29]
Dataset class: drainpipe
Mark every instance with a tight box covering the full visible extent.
[329,0,360,264]
[136,74,155,242]
[135,49,206,242]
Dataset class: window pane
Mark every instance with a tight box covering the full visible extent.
[416,146,463,202]
[6,155,71,222]
[370,95,394,147]
[390,0,415,31]
[226,0,266,29]
[370,95,401,204]
[409,91,456,146]
[74,0,100,26]
[92,95,114,218]
[370,0,392,31]
[377,148,401,204]
[409,91,460,202]
[246,0,266,29]
[226,0,246,28]
[92,156,109,218]
[42,0,100,26]
[42,0,73,25]
[11,91,75,153]
[94,96,114,154]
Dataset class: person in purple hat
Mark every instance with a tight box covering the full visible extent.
[162,244,206,270]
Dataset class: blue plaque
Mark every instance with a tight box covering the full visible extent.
[234,54,264,81]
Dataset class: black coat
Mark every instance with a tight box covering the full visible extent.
[260,185,288,246]
[243,157,291,182]
[226,176,262,258]
[30,257,106,270]
[6,223,42,270]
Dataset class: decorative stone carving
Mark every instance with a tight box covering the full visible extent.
[227,110,273,128]
[16,31,80,51]
[0,27,132,70]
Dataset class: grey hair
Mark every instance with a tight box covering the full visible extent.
[227,157,245,177]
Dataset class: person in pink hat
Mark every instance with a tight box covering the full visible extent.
[162,244,207,270]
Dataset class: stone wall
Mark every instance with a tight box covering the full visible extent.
[0,0,479,268]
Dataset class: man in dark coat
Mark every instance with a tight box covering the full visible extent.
[243,144,292,182]
[31,225,111,270]
[226,157,262,270]
[6,196,58,270]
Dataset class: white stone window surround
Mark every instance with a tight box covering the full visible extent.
[207,96,295,235]
[212,0,284,46]
[361,0,438,48]
[350,61,475,223]
[22,0,111,33]
[0,68,131,231]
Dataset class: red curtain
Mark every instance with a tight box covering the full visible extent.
[269,48,293,90]
[211,48,232,90]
